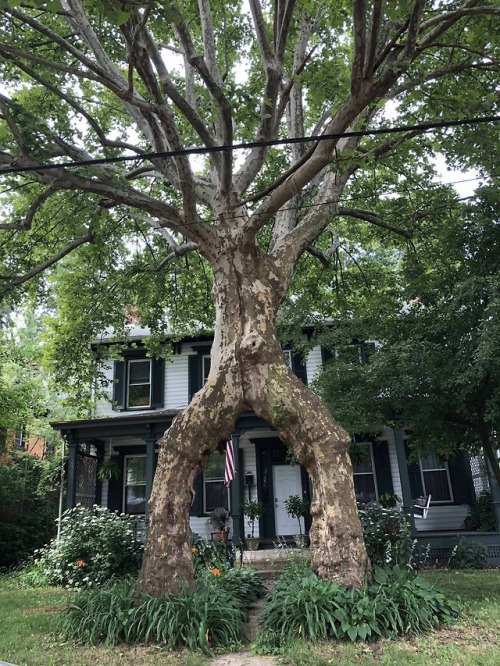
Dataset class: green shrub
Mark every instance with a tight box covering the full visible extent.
[0,454,59,569]
[34,505,143,590]
[257,564,459,652]
[465,492,496,532]
[61,566,264,655]
[448,537,487,569]
[358,504,415,568]
[191,533,229,575]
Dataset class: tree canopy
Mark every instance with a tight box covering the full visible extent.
[314,187,500,481]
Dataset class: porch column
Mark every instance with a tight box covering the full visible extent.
[486,460,500,531]
[393,428,415,531]
[66,433,78,510]
[144,429,156,520]
[229,433,243,546]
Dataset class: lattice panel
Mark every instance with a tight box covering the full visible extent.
[469,455,490,498]
[487,545,500,562]
[427,547,453,563]
[76,453,98,508]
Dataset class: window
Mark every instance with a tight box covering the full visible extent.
[352,443,378,503]
[204,451,229,513]
[202,354,211,384]
[124,456,147,514]
[419,447,453,502]
[127,359,151,408]
[283,349,292,367]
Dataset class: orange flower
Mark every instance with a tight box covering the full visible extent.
[192,547,197,553]
[76,559,85,567]
[211,568,220,576]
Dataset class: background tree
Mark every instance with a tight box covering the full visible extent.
[0,1,498,594]
[315,187,500,482]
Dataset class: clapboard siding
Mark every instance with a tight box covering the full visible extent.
[306,345,323,385]
[415,505,470,532]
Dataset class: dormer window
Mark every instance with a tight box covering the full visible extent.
[127,359,151,408]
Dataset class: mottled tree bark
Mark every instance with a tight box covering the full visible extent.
[138,236,369,596]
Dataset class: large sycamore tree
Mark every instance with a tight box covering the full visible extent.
[0,0,499,595]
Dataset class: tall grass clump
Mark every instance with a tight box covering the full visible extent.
[257,562,459,653]
[61,565,264,654]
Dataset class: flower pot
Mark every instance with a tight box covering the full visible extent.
[294,534,309,548]
[245,537,260,551]
[214,530,229,543]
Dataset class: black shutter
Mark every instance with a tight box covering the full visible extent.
[405,442,424,499]
[448,451,474,504]
[292,352,308,385]
[190,473,204,516]
[321,346,334,365]
[188,354,201,401]
[107,454,124,511]
[151,358,165,408]
[372,441,394,497]
[361,342,376,365]
[112,360,126,410]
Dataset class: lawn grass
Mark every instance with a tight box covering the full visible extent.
[279,569,500,666]
[0,570,498,666]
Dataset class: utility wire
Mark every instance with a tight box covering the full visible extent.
[1,115,499,176]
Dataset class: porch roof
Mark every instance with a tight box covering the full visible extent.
[50,409,273,441]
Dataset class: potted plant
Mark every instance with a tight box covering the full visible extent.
[208,507,230,542]
[284,494,310,548]
[242,500,265,550]
[97,459,121,481]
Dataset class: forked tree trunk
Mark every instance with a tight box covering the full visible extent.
[137,238,369,596]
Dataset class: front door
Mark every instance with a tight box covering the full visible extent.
[273,465,303,535]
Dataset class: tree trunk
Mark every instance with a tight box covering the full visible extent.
[137,237,369,596]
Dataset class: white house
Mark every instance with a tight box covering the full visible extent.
[51,326,500,564]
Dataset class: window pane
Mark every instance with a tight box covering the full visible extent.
[203,355,211,383]
[283,350,292,367]
[205,481,228,513]
[352,444,373,474]
[423,470,451,501]
[205,451,225,480]
[420,448,445,470]
[129,360,151,384]
[354,475,377,503]
[128,384,150,407]
[126,457,146,484]
[126,485,146,514]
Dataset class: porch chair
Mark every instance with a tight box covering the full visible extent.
[412,495,431,520]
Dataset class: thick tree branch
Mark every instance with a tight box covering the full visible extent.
[337,207,413,239]
[249,0,273,64]
[351,0,367,93]
[0,186,58,231]
[0,234,93,295]
[0,97,27,155]
[364,0,384,77]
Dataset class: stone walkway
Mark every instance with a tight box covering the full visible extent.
[210,651,278,665]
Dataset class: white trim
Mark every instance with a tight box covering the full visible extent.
[352,442,379,503]
[123,454,147,514]
[126,359,152,409]
[419,451,454,504]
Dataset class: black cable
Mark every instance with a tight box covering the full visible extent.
[1,115,499,176]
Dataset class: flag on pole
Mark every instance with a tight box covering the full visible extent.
[224,438,235,488]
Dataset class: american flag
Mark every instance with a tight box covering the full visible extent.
[224,438,235,487]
